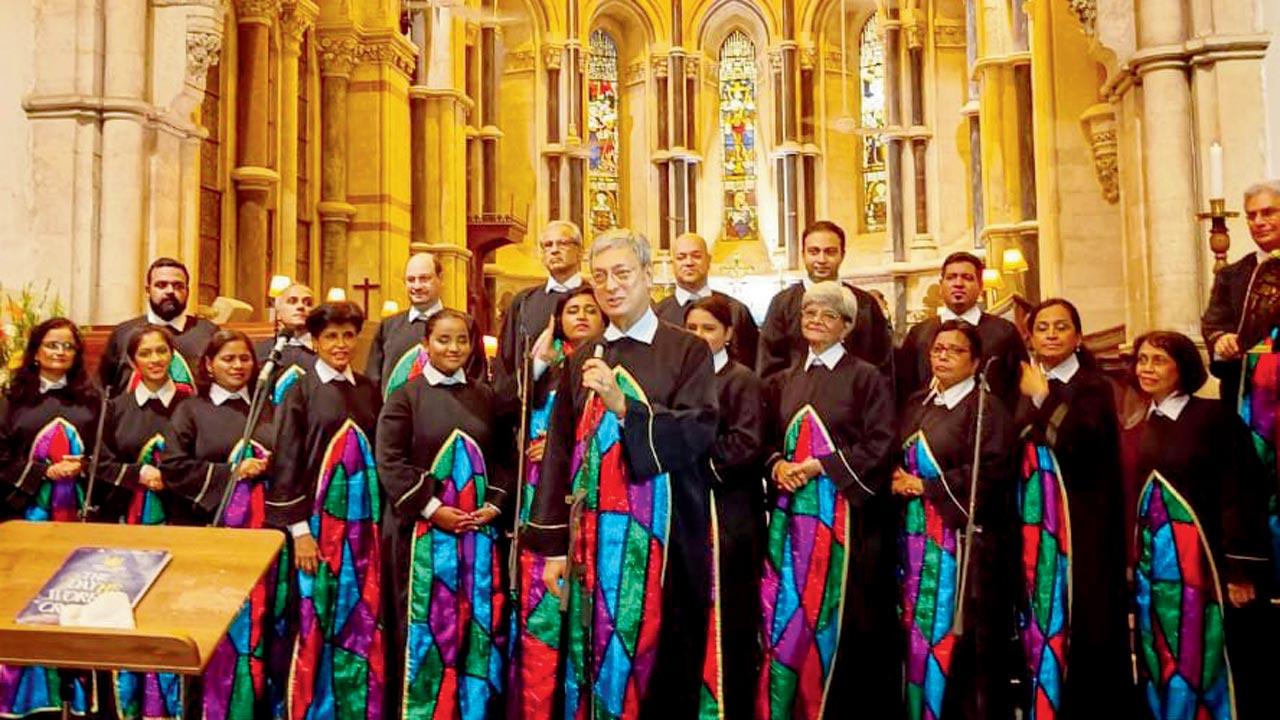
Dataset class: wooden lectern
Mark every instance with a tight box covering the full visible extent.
[0,520,283,674]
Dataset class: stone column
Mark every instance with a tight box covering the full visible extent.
[179,19,225,301]
[316,32,357,297]
[543,43,565,219]
[277,1,316,281]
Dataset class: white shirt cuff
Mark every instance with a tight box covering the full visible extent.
[288,521,311,538]
[1031,391,1048,408]
[421,497,442,520]
[532,358,549,381]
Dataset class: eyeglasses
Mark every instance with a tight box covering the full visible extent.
[930,344,971,358]
[40,341,77,353]
[590,267,638,286]
[801,307,845,324]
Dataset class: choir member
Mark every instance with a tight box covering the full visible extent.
[254,282,317,373]
[507,283,603,720]
[683,295,765,720]
[160,329,282,720]
[757,220,894,380]
[1014,299,1132,717]
[757,281,898,718]
[365,252,487,393]
[1127,331,1272,720]
[655,232,760,369]
[99,257,218,395]
[897,251,1027,411]
[0,318,104,718]
[494,220,585,399]
[266,301,384,719]
[527,228,718,716]
[376,309,513,719]
[895,320,1018,720]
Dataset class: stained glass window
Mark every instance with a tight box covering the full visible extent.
[587,29,621,232]
[860,16,887,232]
[719,30,759,242]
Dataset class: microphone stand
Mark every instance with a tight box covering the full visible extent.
[953,356,996,635]
[80,384,113,522]
[211,333,284,527]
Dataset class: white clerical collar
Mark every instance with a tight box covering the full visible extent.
[603,307,659,345]
[804,343,846,371]
[146,308,188,333]
[38,375,67,394]
[1043,353,1081,384]
[938,304,983,326]
[422,362,467,386]
[675,284,712,306]
[286,332,314,349]
[134,379,177,408]
[1147,393,1190,422]
[712,348,729,373]
[314,358,355,385]
[209,383,252,406]
[926,376,977,409]
[545,275,583,294]
[802,277,815,291]
[408,300,444,323]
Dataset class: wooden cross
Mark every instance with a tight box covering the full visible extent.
[353,276,381,314]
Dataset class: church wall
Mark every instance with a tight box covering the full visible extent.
[1268,0,1280,176]
[0,0,38,301]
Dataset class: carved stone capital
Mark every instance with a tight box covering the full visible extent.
[280,1,317,52]
[622,59,646,86]
[685,55,701,79]
[505,48,536,73]
[651,55,669,79]
[905,20,926,50]
[357,34,418,79]
[798,46,817,71]
[1067,0,1097,37]
[934,22,966,49]
[542,44,564,70]
[768,49,783,73]
[1080,103,1118,204]
[317,33,359,77]
[186,30,223,81]
[234,0,281,23]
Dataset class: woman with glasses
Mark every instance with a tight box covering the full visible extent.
[757,281,898,718]
[894,319,1018,720]
[0,317,108,717]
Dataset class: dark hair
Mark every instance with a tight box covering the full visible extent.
[933,319,984,360]
[126,324,176,361]
[146,257,190,285]
[941,251,985,277]
[198,329,257,392]
[552,285,599,343]
[1027,297,1096,369]
[305,301,365,338]
[1131,330,1207,396]
[423,308,470,339]
[6,317,97,406]
[684,295,734,331]
[802,220,847,254]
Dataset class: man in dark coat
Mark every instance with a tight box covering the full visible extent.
[653,232,759,369]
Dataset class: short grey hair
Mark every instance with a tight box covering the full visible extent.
[589,228,653,269]
[802,281,859,324]
[540,220,582,244]
[1244,180,1280,204]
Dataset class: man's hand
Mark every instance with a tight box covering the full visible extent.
[432,506,471,533]
[294,534,320,575]
[532,315,558,364]
[891,467,925,497]
[46,457,83,480]
[1214,333,1242,361]
[139,464,165,491]
[1227,581,1256,608]
[543,557,567,598]
[582,358,626,415]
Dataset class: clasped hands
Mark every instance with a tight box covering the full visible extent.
[891,467,925,497]
[771,457,822,493]
[432,504,500,534]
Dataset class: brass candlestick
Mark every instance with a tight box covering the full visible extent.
[1197,197,1240,273]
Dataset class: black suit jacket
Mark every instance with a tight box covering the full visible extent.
[1202,253,1260,403]
[654,289,760,370]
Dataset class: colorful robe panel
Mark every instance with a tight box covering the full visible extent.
[565,368,670,720]
[289,420,385,720]
[128,354,196,399]
[272,366,307,407]
[1133,472,1235,720]
[898,432,959,720]
[0,419,95,718]
[114,433,183,720]
[1018,443,1071,720]
[698,493,724,720]
[1237,336,1280,591]
[403,430,504,719]
[758,406,849,720]
[384,346,429,400]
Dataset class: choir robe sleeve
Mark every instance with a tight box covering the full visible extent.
[98,324,130,393]
[0,398,31,509]
[710,368,764,485]
[483,386,517,516]
[1215,406,1273,585]
[757,291,795,379]
[1019,375,1120,496]
[374,386,436,518]
[817,367,895,505]
[525,354,587,556]
[100,401,144,492]
[266,380,314,528]
[464,315,489,383]
[850,287,896,381]
[925,395,1016,530]
[618,340,718,479]
[493,289,530,400]
[160,406,236,514]
[729,300,761,371]
[894,323,928,409]
[1200,261,1246,348]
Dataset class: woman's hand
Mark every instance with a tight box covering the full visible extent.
[543,557,567,599]
[772,460,814,493]
[139,465,165,491]
[469,505,500,529]
[1019,361,1049,401]
[46,457,83,480]
[582,358,626,415]
[532,316,559,364]
[235,456,269,480]
[891,467,925,497]
[294,534,320,575]
[432,506,471,533]
[526,437,546,464]
[1227,581,1256,608]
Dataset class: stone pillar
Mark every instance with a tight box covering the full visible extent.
[316,32,357,297]
[883,10,905,264]
[543,43,565,220]
[277,1,316,281]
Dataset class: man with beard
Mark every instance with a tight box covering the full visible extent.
[99,257,220,395]
[364,252,487,391]
[757,220,894,380]
[896,251,1027,411]
[254,282,317,371]
[653,232,760,369]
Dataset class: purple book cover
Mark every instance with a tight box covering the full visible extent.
[16,547,172,625]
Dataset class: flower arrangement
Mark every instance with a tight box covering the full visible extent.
[0,281,65,389]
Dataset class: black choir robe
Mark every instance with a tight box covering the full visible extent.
[764,352,899,716]
[1014,363,1133,716]
[253,336,318,374]
[524,320,718,715]
[159,392,276,521]
[1201,252,1263,404]
[707,358,765,720]
[374,376,514,719]
[756,281,894,380]
[266,370,380,529]
[0,388,108,518]
[494,281,580,398]
[99,315,219,394]
[98,389,194,524]
[364,308,488,391]
[897,313,1028,411]
[900,384,1019,720]
[654,290,760,370]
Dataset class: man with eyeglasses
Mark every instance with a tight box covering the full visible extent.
[493,220,585,396]
[364,252,487,392]
[895,251,1027,411]
[99,257,220,395]
[653,232,760,369]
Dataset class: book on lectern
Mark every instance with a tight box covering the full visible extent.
[15,547,172,625]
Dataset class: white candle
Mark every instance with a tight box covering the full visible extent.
[1208,142,1224,200]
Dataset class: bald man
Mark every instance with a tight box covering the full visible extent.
[254,282,317,371]
[653,233,760,369]
[364,253,487,390]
